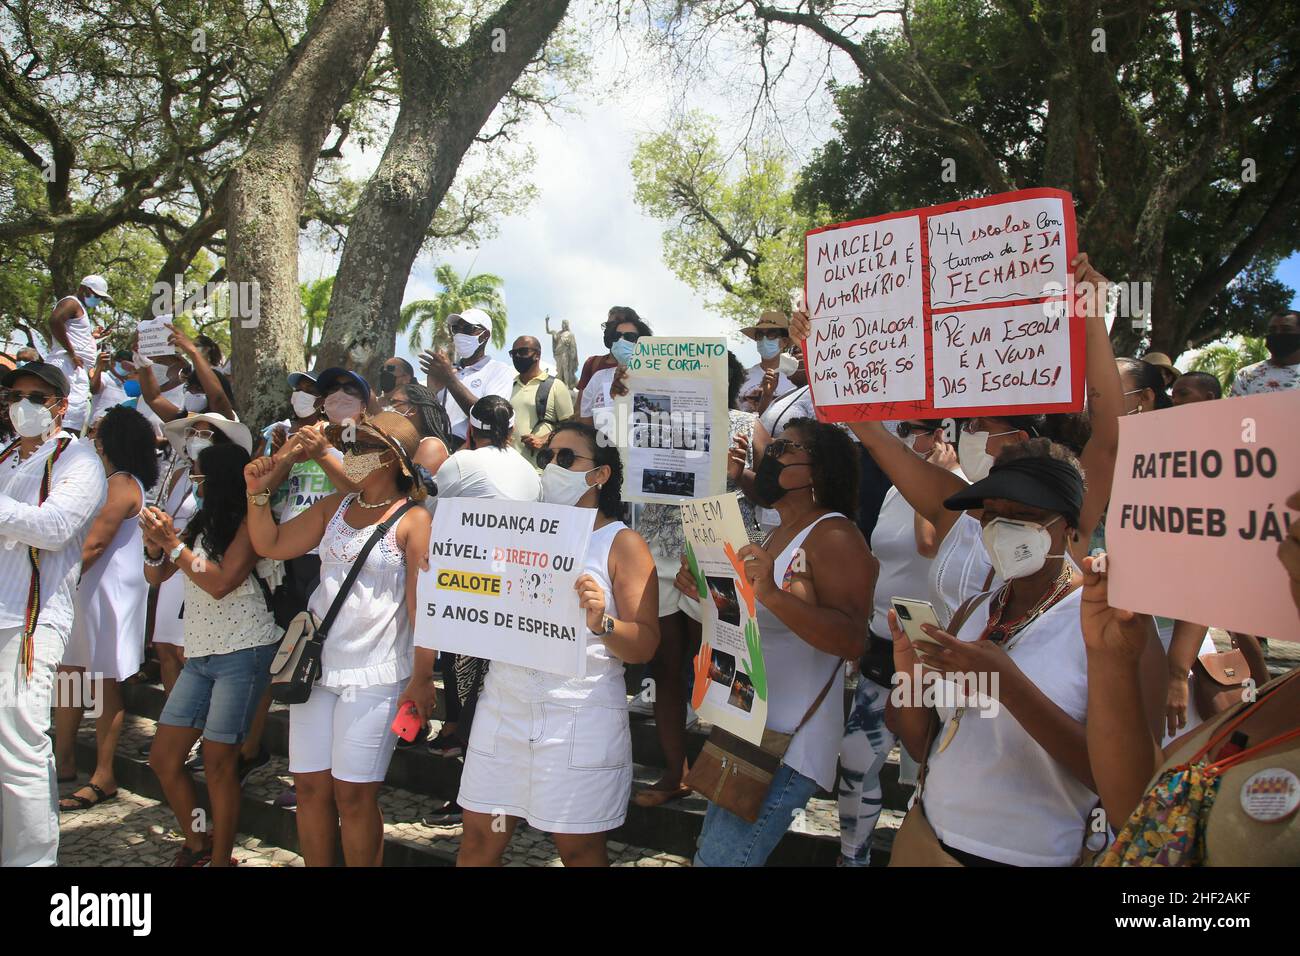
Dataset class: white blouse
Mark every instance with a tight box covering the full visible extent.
[181,544,280,658]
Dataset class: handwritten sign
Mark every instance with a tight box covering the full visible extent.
[1105,391,1299,641]
[136,317,175,359]
[803,188,1082,421]
[414,497,597,675]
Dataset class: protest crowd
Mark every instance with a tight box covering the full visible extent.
[0,259,1297,870]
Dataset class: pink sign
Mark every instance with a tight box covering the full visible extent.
[1105,390,1300,641]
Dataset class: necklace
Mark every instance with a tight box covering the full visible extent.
[935,566,1077,755]
[354,492,399,510]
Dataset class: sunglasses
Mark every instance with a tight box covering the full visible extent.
[1,388,56,405]
[509,348,539,359]
[604,330,642,346]
[536,447,594,470]
[766,438,812,459]
[895,421,936,439]
[451,322,486,336]
[753,329,786,340]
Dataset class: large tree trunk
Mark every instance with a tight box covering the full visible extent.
[225,0,386,430]
[315,0,570,383]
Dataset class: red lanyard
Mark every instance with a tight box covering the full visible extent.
[1188,671,1300,774]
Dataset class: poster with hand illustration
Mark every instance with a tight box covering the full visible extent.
[680,494,767,744]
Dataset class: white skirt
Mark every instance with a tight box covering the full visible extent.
[152,574,186,647]
[458,685,633,834]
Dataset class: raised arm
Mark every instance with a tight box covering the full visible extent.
[846,421,966,540]
[245,452,339,560]
[1071,254,1121,561]
[132,357,182,422]
[169,324,234,419]
[141,509,261,600]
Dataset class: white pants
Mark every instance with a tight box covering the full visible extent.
[0,623,67,866]
[288,682,403,783]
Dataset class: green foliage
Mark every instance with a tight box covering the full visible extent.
[300,276,336,366]
[631,113,822,327]
[1188,336,1269,392]
[398,264,507,353]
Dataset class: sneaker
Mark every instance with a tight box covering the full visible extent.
[426,732,463,759]
[422,801,463,826]
[172,844,213,867]
[237,748,270,786]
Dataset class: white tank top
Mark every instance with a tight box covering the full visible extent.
[48,295,97,366]
[486,519,628,707]
[756,512,847,792]
[308,495,412,687]
[922,586,1095,866]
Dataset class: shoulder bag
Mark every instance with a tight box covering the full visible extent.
[268,500,415,704]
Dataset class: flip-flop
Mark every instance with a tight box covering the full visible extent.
[632,784,693,808]
[59,782,118,812]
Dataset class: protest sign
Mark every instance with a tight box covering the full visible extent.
[1105,391,1299,641]
[681,494,768,744]
[136,316,176,358]
[615,337,729,505]
[803,187,1082,421]
[414,497,597,676]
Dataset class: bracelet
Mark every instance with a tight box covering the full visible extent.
[143,548,165,567]
[247,491,271,507]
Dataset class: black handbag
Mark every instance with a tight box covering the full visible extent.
[268,501,416,704]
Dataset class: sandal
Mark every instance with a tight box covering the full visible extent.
[632,784,693,808]
[59,782,118,812]
[172,843,213,867]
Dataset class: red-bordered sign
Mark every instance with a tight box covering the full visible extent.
[802,187,1083,422]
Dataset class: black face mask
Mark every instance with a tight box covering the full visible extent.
[754,453,811,507]
[379,370,397,393]
[512,354,536,375]
[1265,332,1300,359]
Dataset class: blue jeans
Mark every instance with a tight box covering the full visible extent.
[837,676,896,866]
[159,642,277,744]
[693,764,819,867]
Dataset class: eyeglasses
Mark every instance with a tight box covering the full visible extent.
[0,388,56,405]
[604,330,642,346]
[766,439,812,459]
[536,447,594,470]
[184,426,215,440]
[752,329,786,340]
[895,421,936,439]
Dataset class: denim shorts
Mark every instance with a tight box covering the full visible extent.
[693,763,820,867]
[158,642,278,744]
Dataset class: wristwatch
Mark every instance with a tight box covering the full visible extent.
[247,490,271,507]
[168,543,185,563]
[597,613,615,636]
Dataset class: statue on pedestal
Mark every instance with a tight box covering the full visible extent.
[545,315,578,390]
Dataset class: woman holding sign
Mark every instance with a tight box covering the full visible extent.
[680,418,875,867]
[245,412,433,867]
[455,422,659,866]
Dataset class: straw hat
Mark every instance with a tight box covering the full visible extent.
[741,311,790,340]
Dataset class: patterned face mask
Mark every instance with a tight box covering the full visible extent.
[341,450,387,483]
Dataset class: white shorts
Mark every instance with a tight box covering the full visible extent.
[653,551,700,622]
[288,681,403,783]
[458,687,633,834]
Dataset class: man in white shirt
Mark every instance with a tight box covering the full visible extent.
[0,362,107,866]
[434,395,542,501]
[1229,309,1300,396]
[418,308,514,445]
[46,274,110,432]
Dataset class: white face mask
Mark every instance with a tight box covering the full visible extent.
[9,399,56,438]
[323,392,363,424]
[540,462,595,506]
[453,332,483,360]
[957,427,1016,482]
[290,391,319,419]
[183,392,208,413]
[186,436,213,462]
[981,515,1063,581]
[341,450,387,484]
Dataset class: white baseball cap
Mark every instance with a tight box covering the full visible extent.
[80,274,111,299]
[450,308,491,331]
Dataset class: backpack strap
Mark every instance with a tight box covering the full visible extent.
[532,376,556,434]
[316,500,416,642]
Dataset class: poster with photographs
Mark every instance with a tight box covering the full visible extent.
[616,337,729,505]
[681,494,768,744]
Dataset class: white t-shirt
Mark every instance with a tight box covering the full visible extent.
[738,363,795,413]
[580,364,619,440]
[923,587,1096,867]
[441,355,516,440]
[433,445,541,502]
[90,373,131,424]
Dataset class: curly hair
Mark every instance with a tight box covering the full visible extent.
[782,417,859,519]
[603,310,653,346]
[183,442,251,563]
[1039,411,1092,457]
[726,350,745,410]
[393,382,453,447]
[548,421,625,520]
[97,405,160,487]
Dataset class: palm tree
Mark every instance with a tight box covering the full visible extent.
[1188,335,1268,392]
[398,264,507,354]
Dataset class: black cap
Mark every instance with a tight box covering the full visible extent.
[943,454,1084,527]
[2,361,70,397]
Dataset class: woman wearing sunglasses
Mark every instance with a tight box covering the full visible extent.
[245,412,432,867]
[454,421,659,865]
[141,433,280,867]
[678,419,874,866]
[578,313,653,440]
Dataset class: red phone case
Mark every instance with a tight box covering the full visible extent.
[391,701,421,742]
